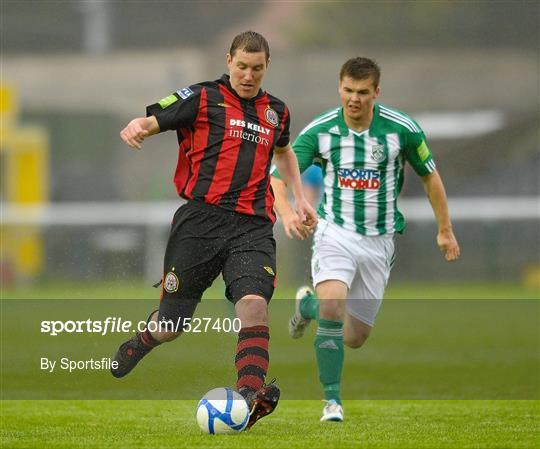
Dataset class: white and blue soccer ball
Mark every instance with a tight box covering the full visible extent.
[196,387,249,434]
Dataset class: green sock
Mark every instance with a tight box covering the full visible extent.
[299,292,319,320]
[314,319,344,404]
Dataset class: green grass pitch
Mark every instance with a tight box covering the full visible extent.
[1,281,539,448]
[1,400,538,449]
[4,279,539,300]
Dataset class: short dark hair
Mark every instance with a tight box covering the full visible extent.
[340,57,381,87]
[229,31,270,61]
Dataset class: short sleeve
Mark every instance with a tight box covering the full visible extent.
[275,107,291,148]
[402,132,437,176]
[271,130,318,179]
[145,85,201,132]
[293,132,319,173]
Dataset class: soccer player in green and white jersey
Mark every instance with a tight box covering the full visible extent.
[271,57,460,422]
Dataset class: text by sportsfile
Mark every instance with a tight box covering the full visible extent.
[40,357,118,373]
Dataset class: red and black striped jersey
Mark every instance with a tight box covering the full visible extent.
[146,74,290,222]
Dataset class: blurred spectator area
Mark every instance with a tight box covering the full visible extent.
[5,48,538,201]
[2,1,538,285]
[3,1,537,53]
[4,1,538,202]
[2,1,260,53]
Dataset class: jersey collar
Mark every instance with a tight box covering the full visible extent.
[219,74,265,101]
[336,103,381,137]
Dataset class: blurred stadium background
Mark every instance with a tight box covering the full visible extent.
[1,0,539,298]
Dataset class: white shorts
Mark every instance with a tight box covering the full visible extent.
[311,219,395,326]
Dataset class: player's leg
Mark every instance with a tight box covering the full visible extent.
[111,260,221,379]
[289,219,348,335]
[288,285,317,338]
[305,220,357,421]
[222,217,279,428]
[234,294,279,429]
[234,294,270,401]
[343,285,380,349]
[314,280,347,422]
[111,203,224,378]
[288,219,328,337]
[110,308,161,378]
[344,234,394,348]
[343,312,372,348]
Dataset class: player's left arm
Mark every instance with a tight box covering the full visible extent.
[273,144,318,239]
[403,130,460,262]
[420,170,461,262]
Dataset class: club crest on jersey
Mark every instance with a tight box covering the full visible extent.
[164,272,179,293]
[264,106,279,127]
[371,144,386,162]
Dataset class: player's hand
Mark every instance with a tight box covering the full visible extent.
[437,229,460,262]
[296,197,318,236]
[280,209,311,240]
[120,118,150,150]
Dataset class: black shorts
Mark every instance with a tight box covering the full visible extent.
[158,200,276,322]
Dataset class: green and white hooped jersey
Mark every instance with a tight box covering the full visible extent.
[290,104,435,236]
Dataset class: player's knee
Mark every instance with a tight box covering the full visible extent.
[236,295,268,326]
[344,331,370,349]
[319,299,343,321]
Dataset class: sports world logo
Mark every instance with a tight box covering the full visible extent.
[337,168,381,190]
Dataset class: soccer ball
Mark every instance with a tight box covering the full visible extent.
[196,387,249,434]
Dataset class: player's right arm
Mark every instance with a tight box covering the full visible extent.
[120,116,160,150]
[121,86,200,150]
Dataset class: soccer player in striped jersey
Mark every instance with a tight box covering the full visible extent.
[112,31,317,429]
[271,57,460,422]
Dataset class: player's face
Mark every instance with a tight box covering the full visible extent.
[227,49,268,99]
[339,76,380,123]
